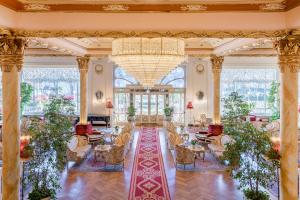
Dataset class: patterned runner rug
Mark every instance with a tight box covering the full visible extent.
[128,127,171,200]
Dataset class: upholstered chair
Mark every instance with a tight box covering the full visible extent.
[104,145,125,170]
[175,145,196,169]
[121,132,131,151]
[168,132,177,150]
[114,135,124,146]
[67,135,92,164]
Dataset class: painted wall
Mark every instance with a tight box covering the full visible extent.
[185,56,213,124]
[87,57,114,115]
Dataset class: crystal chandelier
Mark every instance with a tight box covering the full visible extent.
[110,37,185,87]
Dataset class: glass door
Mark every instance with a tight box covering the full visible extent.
[134,93,169,124]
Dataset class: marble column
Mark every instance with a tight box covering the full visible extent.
[275,36,300,200]
[211,55,224,124]
[77,56,90,124]
[0,37,26,200]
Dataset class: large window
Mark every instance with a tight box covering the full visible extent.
[22,68,80,114]
[0,67,80,115]
[221,68,278,116]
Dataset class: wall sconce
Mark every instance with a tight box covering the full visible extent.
[95,90,103,102]
[196,91,204,100]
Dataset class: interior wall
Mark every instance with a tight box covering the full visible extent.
[87,57,113,115]
[185,56,213,123]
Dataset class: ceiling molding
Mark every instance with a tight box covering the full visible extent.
[0,0,296,12]
[1,29,290,38]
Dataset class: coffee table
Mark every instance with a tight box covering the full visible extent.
[94,144,111,162]
[188,145,206,160]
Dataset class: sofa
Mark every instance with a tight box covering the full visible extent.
[67,135,92,163]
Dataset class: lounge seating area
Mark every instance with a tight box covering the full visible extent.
[1,2,300,199]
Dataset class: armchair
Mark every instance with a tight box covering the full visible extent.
[175,145,196,169]
[104,145,125,170]
[67,135,92,164]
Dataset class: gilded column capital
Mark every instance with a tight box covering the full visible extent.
[77,56,90,72]
[274,36,300,73]
[0,37,26,72]
[210,55,224,74]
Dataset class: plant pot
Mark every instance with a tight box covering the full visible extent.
[42,197,50,200]
[127,116,135,122]
[164,116,172,121]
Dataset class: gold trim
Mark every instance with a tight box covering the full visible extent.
[3,29,290,38]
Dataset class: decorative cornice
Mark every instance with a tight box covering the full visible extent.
[3,29,289,39]
[24,4,50,11]
[260,3,286,11]
[0,37,26,72]
[180,5,207,12]
[210,55,224,74]
[76,56,90,72]
[102,5,129,11]
[274,36,300,73]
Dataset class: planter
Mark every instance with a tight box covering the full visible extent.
[42,197,50,200]
[127,116,135,122]
[164,116,172,121]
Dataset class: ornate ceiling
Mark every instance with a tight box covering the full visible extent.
[18,0,285,4]
[1,0,298,12]
[25,37,275,57]
[64,38,234,49]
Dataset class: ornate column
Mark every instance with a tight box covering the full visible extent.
[275,36,300,200]
[77,56,90,124]
[0,37,26,200]
[211,55,224,124]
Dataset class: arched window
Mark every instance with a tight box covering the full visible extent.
[159,66,185,88]
[114,66,138,88]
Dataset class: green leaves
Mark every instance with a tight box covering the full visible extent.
[267,81,280,121]
[221,92,279,199]
[222,122,279,199]
[26,96,75,200]
[21,82,34,115]
[127,105,136,117]
[222,92,253,137]
[164,107,174,117]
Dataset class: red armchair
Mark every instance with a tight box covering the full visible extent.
[75,123,93,135]
[207,124,223,137]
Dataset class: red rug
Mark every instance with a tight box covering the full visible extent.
[128,127,171,200]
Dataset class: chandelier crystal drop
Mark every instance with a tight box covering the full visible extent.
[110,37,186,87]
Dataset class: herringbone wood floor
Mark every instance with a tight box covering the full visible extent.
[58,128,243,200]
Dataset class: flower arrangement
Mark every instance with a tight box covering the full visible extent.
[191,139,198,146]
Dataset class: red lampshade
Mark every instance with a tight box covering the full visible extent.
[106,101,113,109]
[186,101,193,109]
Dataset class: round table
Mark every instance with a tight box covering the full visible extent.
[188,145,206,160]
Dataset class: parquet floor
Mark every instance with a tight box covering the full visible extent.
[58,128,243,200]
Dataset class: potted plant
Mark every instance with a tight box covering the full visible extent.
[25,96,75,200]
[127,105,136,122]
[221,92,279,200]
[164,107,174,121]
[190,139,198,148]
[114,125,119,133]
